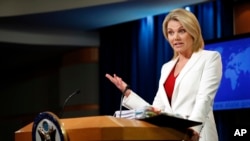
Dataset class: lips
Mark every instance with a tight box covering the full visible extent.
[174,42,183,47]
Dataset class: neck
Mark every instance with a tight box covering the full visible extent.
[178,53,191,62]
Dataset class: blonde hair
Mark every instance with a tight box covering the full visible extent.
[162,8,204,59]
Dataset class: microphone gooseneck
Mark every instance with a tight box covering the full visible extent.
[118,85,130,118]
[60,89,80,118]
[119,94,124,118]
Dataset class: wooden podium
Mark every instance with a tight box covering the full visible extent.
[15,115,191,141]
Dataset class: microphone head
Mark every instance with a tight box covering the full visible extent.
[75,89,80,95]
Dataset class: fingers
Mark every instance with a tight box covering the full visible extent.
[114,74,122,83]
[187,129,200,141]
[105,73,116,82]
[105,73,113,80]
[114,74,123,88]
[105,73,125,90]
[105,73,121,83]
[152,107,161,114]
[105,73,131,97]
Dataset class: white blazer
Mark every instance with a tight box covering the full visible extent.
[122,50,222,141]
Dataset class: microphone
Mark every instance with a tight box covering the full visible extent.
[60,89,80,118]
[119,94,124,118]
[117,85,130,118]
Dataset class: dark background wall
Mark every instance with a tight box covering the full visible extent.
[0,45,100,140]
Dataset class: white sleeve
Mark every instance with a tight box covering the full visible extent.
[122,91,150,110]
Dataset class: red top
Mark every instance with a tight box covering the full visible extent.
[164,66,178,104]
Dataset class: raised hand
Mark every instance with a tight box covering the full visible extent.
[105,73,130,96]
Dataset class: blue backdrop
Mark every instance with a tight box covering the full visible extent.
[99,0,237,140]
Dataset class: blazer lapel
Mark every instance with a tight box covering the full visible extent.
[160,59,178,113]
[161,59,178,82]
[172,51,203,103]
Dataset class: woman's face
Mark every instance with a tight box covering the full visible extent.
[167,20,193,56]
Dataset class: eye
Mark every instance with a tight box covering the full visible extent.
[179,29,186,33]
[168,30,174,35]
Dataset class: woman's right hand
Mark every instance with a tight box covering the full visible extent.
[105,73,131,96]
[187,128,200,141]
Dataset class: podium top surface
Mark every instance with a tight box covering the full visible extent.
[15,115,154,131]
[15,115,191,141]
[61,115,157,129]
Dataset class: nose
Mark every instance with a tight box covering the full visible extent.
[174,33,180,40]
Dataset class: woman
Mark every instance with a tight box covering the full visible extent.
[106,8,222,141]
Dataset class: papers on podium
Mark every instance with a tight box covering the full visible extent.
[114,107,157,119]
[114,109,136,119]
